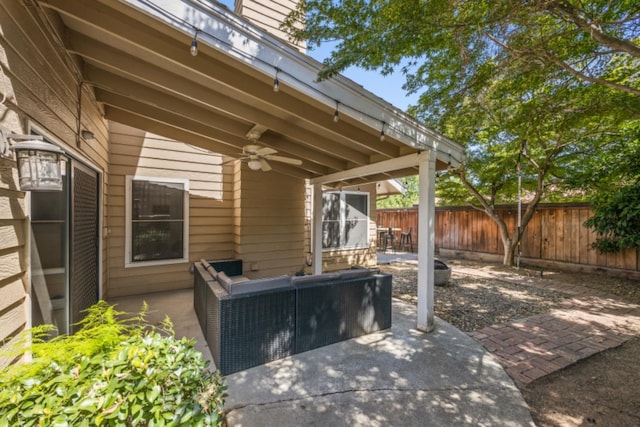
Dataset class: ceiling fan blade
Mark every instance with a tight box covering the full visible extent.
[256,146,278,156]
[243,144,262,155]
[260,158,272,171]
[265,154,302,166]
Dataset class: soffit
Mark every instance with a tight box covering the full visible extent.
[38,0,464,186]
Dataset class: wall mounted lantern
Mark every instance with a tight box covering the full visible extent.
[0,128,67,191]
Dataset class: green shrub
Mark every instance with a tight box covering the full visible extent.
[0,301,226,427]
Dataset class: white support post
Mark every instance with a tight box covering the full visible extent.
[312,183,323,274]
[417,150,436,332]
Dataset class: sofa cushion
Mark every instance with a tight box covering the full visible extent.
[291,273,339,287]
[229,275,292,295]
[216,271,233,293]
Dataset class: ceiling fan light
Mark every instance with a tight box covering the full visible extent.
[248,159,262,170]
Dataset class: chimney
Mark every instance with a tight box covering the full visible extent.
[235,0,306,53]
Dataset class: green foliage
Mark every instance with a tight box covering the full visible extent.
[0,301,226,427]
[377,176,419,208]
[585,185,640,253]
[284,1,640,102]
[577,122,640,253]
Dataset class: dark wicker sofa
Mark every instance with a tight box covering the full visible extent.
[193,259,392,375]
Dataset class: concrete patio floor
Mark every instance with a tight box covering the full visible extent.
[109,289,534,426]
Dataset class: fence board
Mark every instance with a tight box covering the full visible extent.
[540,209,554,260]
[578,209,590,264]
[565,208,578,264]
[377,203,639,273]
[522,210,541,258]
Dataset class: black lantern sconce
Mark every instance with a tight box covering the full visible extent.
[0,127,67,191]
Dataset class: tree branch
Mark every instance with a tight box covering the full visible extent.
[542,52,640,97]
[484,26,640,97]
[550,1,640,58]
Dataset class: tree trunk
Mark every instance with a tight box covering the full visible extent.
[459,167,546,268]
[502,235,518,267]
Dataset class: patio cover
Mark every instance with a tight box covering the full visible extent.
[36,0,466,331]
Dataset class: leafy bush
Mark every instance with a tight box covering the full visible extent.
[585,185,640,253]
[0,301,226,427]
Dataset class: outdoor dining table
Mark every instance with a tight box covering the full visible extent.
[377,227,401,251]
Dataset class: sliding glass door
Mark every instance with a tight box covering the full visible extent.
[30,158,99,336]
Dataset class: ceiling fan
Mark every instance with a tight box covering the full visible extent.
[241,124,302,171]
[241,144,302,171]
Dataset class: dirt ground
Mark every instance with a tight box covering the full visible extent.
[522,337,640,427]
[380,259,640,427]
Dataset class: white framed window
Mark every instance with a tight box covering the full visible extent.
[125,176,189,267]
[322,191,369,250]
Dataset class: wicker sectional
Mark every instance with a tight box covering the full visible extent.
[193,259,392,375]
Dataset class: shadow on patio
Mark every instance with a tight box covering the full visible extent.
[108,291,534,426]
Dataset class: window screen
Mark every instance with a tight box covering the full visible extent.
[322,191,369,249]
[129,179,187,263]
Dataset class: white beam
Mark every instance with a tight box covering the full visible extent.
[417,150,436,332]
[310,153,420,185]
[312,183,323,274]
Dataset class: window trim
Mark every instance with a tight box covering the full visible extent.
[322,190,370,251]
[125,175,189,268]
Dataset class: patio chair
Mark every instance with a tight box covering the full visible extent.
[400,227,414,252]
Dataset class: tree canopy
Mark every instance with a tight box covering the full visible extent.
[284,0,640,262]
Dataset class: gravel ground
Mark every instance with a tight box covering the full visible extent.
[380,261,568,332]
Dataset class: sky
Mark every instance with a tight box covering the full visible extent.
[216,0,418,111]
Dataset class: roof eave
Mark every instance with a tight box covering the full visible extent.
[127,0,465,164]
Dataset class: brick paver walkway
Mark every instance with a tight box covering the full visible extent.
[457,266,640,386]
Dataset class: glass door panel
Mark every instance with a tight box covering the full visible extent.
[30,162,70,336]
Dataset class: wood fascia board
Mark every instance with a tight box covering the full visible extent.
[310,153,422,185]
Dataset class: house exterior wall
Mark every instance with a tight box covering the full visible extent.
[235,0,306,52]
[234,164,306,278]
[321,183,379,271]
[106,123,235,298]
[0,2,109,357]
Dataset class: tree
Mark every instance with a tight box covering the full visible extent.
[283,0,640,265]
[438,70,632,264]
[284,1,640,100]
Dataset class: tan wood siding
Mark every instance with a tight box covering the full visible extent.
[0,1,108,351]
[106,123,235,298]
[235,0,306,52]
[234,165,306,278]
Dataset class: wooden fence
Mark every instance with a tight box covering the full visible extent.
[377,203,640,273]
